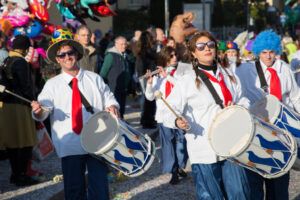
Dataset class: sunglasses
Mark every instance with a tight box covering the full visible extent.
[56,49,76,59]
[196,41,216,51]
[170,53,177,59]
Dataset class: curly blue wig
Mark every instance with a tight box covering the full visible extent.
[252,30,282,56]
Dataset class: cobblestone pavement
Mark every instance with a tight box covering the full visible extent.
[1,100,300,200]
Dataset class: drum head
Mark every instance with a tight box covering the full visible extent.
[81,111,119,154]
[250,95,280,123]
[208,106,253,157]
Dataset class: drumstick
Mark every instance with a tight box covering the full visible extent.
[0,84,50,111]
[154,90,190,130]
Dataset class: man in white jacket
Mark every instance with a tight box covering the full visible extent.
[236,30,300,200]
[31,29,119,200]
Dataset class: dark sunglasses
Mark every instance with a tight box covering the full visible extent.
[56,49,76,59]
[170,53,177,59]
[196,41,216,51]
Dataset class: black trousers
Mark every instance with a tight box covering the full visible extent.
[6,146,32,177]
[114,90,127,119]
[140,97,156,126]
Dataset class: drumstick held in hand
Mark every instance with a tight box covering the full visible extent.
[154,90,190,130]
[0,84,49,111]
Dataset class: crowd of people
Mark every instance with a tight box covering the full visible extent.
[0,10,300,200]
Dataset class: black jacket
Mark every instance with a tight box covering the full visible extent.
[2,55,34,105]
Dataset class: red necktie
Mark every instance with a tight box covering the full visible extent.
[72,78,83,134]
[165,69,176,98]
[202,71,233,106]
[267,68,282,101]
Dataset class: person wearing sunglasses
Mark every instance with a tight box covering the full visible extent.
[31,29,119,200]
[144,46,188,185]
[162,31,251,200]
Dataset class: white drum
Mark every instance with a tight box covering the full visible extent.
[81,111,156,177]
[208,106,297,178]
[250,95,300,170]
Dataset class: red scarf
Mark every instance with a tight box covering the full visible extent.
[165,69,176,98]
[267,67,282,101]
[202,71,233,106]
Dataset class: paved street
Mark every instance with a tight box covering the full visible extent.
[1,98,300,199]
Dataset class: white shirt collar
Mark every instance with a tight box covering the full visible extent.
[62,67,84,84]
[259,58,282,73]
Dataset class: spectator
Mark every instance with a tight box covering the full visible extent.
[76,25,101,73]
[156,28,166,52]
[136,31,157,129]
[0,35,38,186]
[129,30,142,58]
[0,31,8,65]
[166,37,176,48]
[99,31,114,59]
[100,36,131,119]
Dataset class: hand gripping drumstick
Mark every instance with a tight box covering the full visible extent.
[0,84,50,111]
[154,90,191,130]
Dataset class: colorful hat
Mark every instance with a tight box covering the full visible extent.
[245,40,254,51]
[46,29,83,64]
[226,41,239,50]
[217,40,228,51]
[252,30,282,56]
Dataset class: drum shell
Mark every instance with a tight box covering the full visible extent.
[208,106,297,179]
[80,111,156,177]
[250,95,300,170]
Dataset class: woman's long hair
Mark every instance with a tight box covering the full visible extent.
[157,46,176,67]
[187,31,235,88]
[137,31,155,57]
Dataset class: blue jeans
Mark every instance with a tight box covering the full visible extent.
[158,123,188,174]
[191,160,251,200]
[61,154,109,200]
[246,169,289,200]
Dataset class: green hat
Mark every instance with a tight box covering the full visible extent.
[217,40,228,51]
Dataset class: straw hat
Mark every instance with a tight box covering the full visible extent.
[46,29,83,64]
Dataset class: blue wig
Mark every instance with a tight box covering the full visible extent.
[252,30,282,56]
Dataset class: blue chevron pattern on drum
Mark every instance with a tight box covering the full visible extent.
[256,134,289,151]
[275,120,300,138]
[113,149,142,166]
[101,157,129,173]
[247,151,283,170]
[283,107,300,122]
[122,134,145,151]
[121,121,143,138]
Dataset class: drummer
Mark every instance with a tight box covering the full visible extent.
[162,31,251,200]
[235,30,300,200]
[31,29,119,200]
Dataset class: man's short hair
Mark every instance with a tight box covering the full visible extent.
[76,25,91,35]
[56,40,75,54]
[114,36,126,43]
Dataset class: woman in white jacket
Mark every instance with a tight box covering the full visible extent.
[163,31,251,200]
[145,46,188,185]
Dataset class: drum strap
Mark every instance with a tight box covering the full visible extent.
[255,61,268,93]
[69,82,94,114]
[196,68,224,109]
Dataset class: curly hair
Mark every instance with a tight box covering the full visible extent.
[252,30,282,56]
